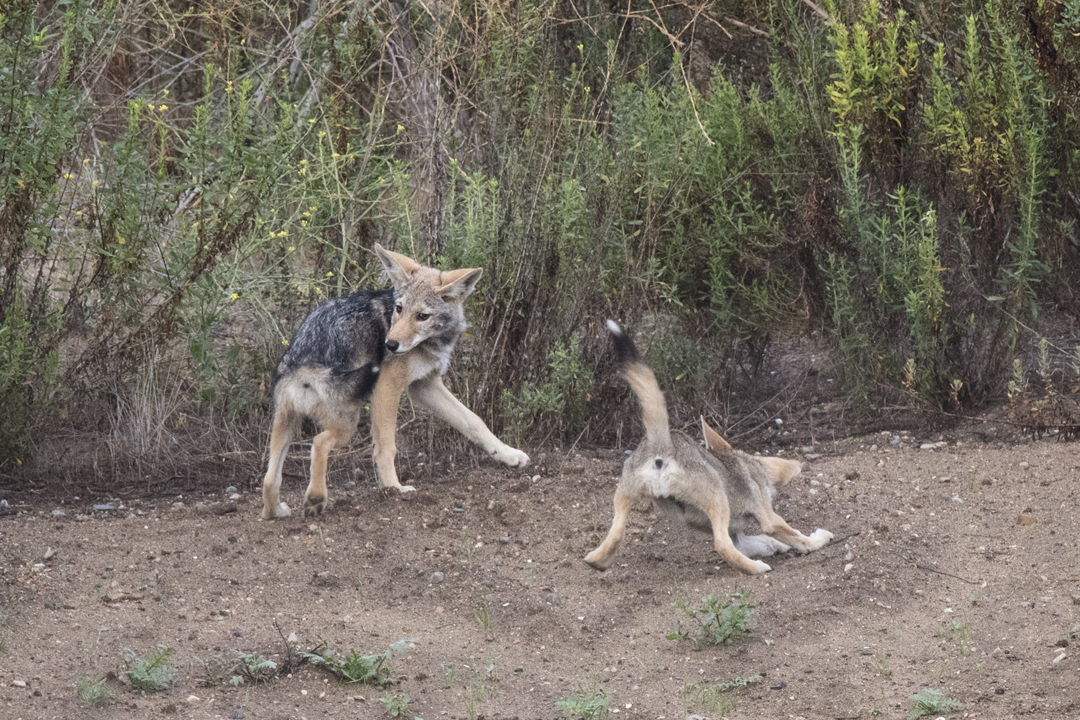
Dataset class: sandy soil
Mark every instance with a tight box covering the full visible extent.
[2,421,1079,720]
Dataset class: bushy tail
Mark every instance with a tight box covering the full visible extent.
[606,320,671,449]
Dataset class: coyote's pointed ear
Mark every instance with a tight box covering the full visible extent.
[437,267,483,300]
[701,416,733,456]
[375,244,422,286]
[760,457,803,486]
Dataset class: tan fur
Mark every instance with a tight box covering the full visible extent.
[585,335,832,574]
[262,369,369,519]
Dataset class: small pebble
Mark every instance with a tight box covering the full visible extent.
[430,572,444,583]
[843,563,854,573]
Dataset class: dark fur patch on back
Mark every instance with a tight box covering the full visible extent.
[274,289,394,389]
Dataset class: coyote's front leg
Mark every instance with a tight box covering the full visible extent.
[408,375,530,468]
[370,360,416,493]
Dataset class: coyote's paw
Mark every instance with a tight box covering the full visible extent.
[807,528,834,551]
[492,446,530,468]
[302,494,326,517]
[262,501,292,520]
[583,549,613,571]
[377,481,416,494]
[747,559,772,574]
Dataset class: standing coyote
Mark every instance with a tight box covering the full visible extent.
[584,321,832,574]
[261,244,530,519]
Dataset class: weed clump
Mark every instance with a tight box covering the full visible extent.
[76,678,114,707]
[195,650,278,687]
[123,645,176,694]
[305,637,417,686]
[380,691,411,717]
[667,590,755,648]
[908,688,962,719]
[556,683,612,720]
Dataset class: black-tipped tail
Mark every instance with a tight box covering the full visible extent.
[606,319,639,365]
[335,362,381,401]
[605,320,671,450]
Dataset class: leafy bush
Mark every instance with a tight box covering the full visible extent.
[8,0,1080,479]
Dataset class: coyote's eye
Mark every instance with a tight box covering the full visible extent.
[417,312,431,321]
[394,304,403,315]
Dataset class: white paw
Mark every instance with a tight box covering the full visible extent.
[399,485,416,493]
[493,446,530,468]
[750,559,772,574]
[808,528,834,551]
[262,502,291,520]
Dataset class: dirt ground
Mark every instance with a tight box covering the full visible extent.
[2,415,1080,720]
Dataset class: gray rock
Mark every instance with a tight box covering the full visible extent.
[430,572,445,584]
